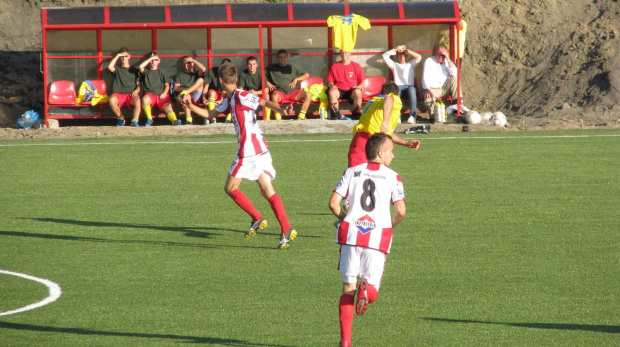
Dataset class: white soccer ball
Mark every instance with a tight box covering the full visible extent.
[481,112,493,122]
[464,110,481,124]
[492,111,507,126]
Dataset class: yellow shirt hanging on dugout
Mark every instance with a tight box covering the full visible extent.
[353,93,402,136]
[327,14,371,51]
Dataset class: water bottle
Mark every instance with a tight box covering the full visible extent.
[440,100,446,123]
[16,110,39,129]
[434,100,445,123]
[319,107,326,120]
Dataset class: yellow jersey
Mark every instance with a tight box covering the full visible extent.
[353,93,402,136]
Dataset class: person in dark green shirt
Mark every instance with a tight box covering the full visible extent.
[202,58,232,112]
[265,50,311,120]
[107,47,141,127]
[139,52,181,126]
[173,55,207,125]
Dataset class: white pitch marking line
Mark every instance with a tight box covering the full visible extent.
[0,269,62,316]
[0,133,618,147]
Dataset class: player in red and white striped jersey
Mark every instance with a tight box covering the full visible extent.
[329,133,407,347]
[182,62,298,250]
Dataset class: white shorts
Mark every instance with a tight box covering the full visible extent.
[229,151,276,181]
[338,244,386,289]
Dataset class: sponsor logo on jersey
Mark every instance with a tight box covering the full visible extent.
[355,214,375,234]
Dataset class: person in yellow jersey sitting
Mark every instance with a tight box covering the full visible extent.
[347,82,421,168]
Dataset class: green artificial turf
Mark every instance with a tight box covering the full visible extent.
[0,129,618,346]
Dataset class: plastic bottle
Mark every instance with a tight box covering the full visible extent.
[319,107,326,120]
[434,100,442,123]
[440,100,446,123]
[16,110,39,130]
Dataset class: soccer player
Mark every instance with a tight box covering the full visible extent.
[329,133,407,347]
[173,55,207,125]
[265,49,312,120]
[107,47,141,127]
[239,56,268,98]
[180,62,298,249]
[348,82,420,168]
[326,50,366,120]
[139,52,181,126]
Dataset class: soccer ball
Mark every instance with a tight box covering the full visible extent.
[481,112,493,122]
[491,111,507,126]
[464,110,481,124]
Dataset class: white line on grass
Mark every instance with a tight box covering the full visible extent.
[0,133,618,147]
[0,269,62,316]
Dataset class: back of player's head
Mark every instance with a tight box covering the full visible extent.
[218,62,238,84]
[381,82,399,95]
[221,58,232,65]
[118,47,130,54]
[366,133,393,160]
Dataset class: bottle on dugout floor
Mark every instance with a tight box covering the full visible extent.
[16,110,39,129]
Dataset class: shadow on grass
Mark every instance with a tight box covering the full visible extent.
[0,321,295,346]
[0,229,278,250]
[25,217,321,240]
[422,317,620,334]
[29,217,228,238]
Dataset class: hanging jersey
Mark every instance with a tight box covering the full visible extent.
[353,93,402,136]
[216,89,269,158]
[327,14,371,51]
[333,162,405,253]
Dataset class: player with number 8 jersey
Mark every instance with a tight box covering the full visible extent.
[329,133,407,347]
[334,161,404,253]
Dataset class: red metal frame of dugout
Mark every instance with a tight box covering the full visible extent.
[41,2,462,122]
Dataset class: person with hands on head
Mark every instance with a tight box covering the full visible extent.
[180,62,298,250]
[173,55,207,125]
[107,47,141,127]
[348,82,420,168]
[382,44,422,124]
[139,52,181,126]
[421,45,458,122]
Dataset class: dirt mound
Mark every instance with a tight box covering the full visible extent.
[0,0,619,137]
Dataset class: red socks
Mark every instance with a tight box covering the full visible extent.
[229,189,262,221]
[366,283,378,304]
[339,294,354,345]
[229,190,290,233]
[268,193,290,233]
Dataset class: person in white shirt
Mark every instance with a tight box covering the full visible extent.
[181,62,298,250]
[329,133,407,347]
[382,45,422,124]
[421,46,458,121]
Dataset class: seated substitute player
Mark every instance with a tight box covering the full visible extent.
[239,56,268,99]
[348,82,420,168]
[265,49,312,120]
[326,50,366,120]
[180,62,298,250]
[139,52,181,126]
[329,133,407,347]
[202,58,232,122]
[107,47,141,127]
[173,55,207,125]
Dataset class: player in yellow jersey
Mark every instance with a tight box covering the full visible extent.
[347,82,420,167]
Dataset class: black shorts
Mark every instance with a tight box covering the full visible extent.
[337,88,355,104]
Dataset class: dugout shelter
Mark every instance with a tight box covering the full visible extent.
[42,1,463,124]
